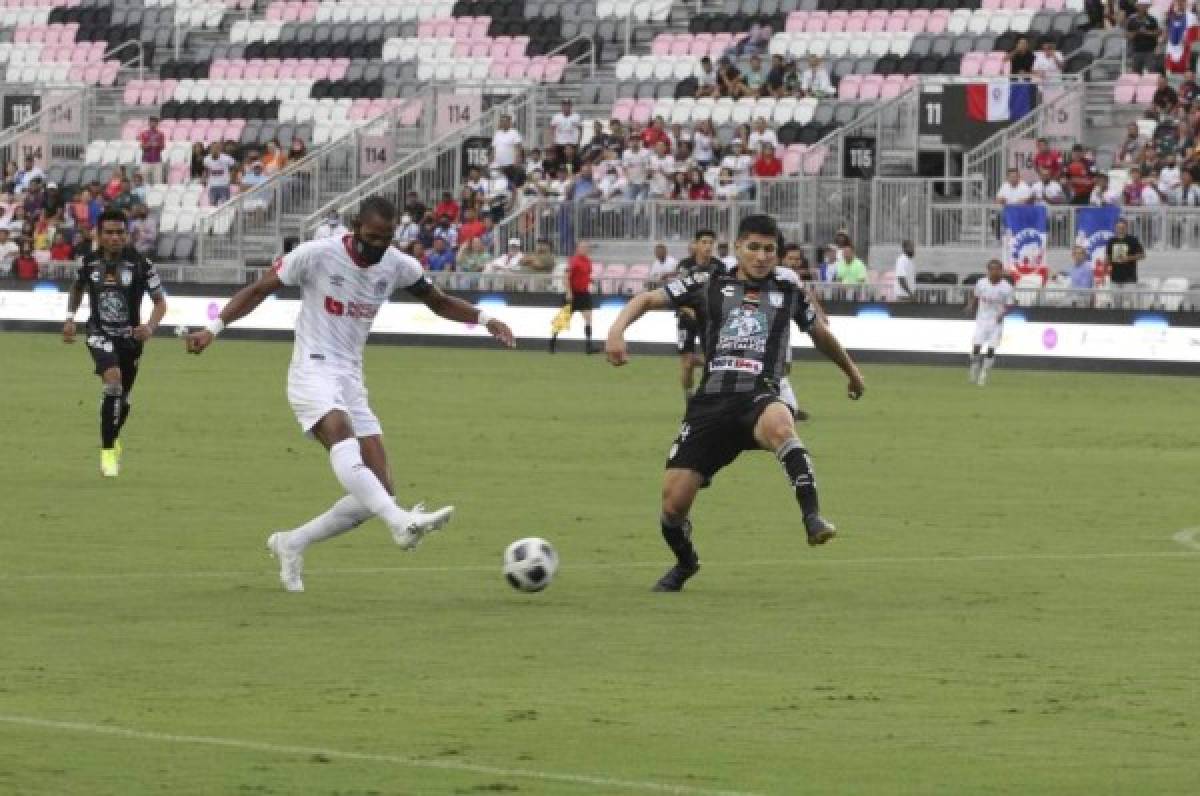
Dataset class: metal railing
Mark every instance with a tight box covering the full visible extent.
[546,34,597,81]
[963,79,1084,198]
[196,88,440,269]
[874,201,1200,252]
[869,177,989,246]
[813,84,920,179]
[301,86,542,236]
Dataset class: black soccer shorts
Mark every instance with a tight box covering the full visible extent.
[676,313,701,355]
[86,331,142,376]
[570,292,593,312]
[665,388,784,479]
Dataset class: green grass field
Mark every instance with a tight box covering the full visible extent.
[1,331,1198,796]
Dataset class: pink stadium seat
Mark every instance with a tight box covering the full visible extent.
[244,61,263,80]
[123,80,141,106]
[802,145,828,176]
[804,16,826,33]
[330,57,348,80]
[689,36,710,56]
[669,38,691,56]
[278,61,296,79]
[631,99,654,124]
[453,19,474,40]
[599,264,627,294]
[544,56,566,83]
[400,101,423,126]
[651,34,672,55]
[983,0,1003,8]
[783,149,803,175]
[838,74,862,100]
[266,2,284,20]
[847,15,868,33]
[511,35,530,54]
[210,60,229,79]
[433,19,453,37]
[312,60,331,80]
[526,60,546,81]
[83,63,102,84]
[293,61,313,79]
[468,41,488,58]
[881,80,905,99]
[417,20,435,37]
[260,60,280,79]
[1021,0,1042,9]
[859,76,883,100]
[168,163,189,185]
[960,52,984,76]
[1043,0,1064,8]
[1134,80,1157,104]
[927,10,950,33]
[981,54,1008,76]
[785,12,804,32]
[826,16,846,33]
[488,57,509,79]
[886,12,909,32]
[612,98,635,123]
[908,9,930,32]
[470,17,490,38]
[623,265,650,295]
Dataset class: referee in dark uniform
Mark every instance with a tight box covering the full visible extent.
[63,208,167,477]
[673,228,720,406]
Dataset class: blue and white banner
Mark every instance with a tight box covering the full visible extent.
[1074,206,1120,270]
[1001,205,1048,273]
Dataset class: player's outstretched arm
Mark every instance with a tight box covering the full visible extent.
[62,281,84,343]
[134,294,168,342]
[808,319,865,400]
[185,269,283,354]
[605,288,670,366]
[421,285,516,348]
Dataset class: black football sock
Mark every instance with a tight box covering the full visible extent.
[101,384,122,448]
[549,333,557,353]
[584,324,593,352]
[117,401,132,435]
[660,514,698,568]
[777,438,820,521]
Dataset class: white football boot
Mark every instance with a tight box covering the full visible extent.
[267,532,304,592]
[390,503,455,551]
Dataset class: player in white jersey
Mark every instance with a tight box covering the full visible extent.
[964,259,1014,387]
[184,197,516,592]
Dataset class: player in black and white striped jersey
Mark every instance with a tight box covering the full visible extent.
[606,214,866,592]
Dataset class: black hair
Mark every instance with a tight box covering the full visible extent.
[357,195,396,225]
[282,235,300,254]
[694,228,716,241]
[782,242,800,256]
[736,214,779,240]
[96,208,128,228]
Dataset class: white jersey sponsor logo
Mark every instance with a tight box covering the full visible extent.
[275,236,427,369]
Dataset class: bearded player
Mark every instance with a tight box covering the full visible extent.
[606,214,865,592]
[185,196,516,592]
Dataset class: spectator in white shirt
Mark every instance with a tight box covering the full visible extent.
[315,211,348,240]
[549,99,582,150]
[893,239,916,300]
[696,56,719,98]
[649,243,678,281]
[1032,41,1064,79]
[621,138,651,200]
[647,141,677,198]
[491,114,524,170]
[1157,158,1182,195]
[394,213,420,245]
[202,142,237,206]
[1171,171,1200,206]
[1140,172,1164,206]
[714,167,740,199]
[691,120,717,168]
[594,150,627,199]
[996,168,1033,205]
[747,117,779,154]
[720,139,754,197]
[800,55,834,98]
[0,228,17,276]
[484,238,527,274]
[1031,167,1066,203]
[1089,174,1120,206]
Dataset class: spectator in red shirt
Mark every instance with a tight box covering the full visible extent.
[551,241,595,354]
[13,241,38,279]
[432,191,460,224]
[686,168,713,200]
[641,116,671,153]
[104,166,126,201]
[50,232,73,260]
[138,116,166,184]
[1032,137,1062,179]
[457,206,487,246]
[752,143,784,178]
[1064,146,1094,205]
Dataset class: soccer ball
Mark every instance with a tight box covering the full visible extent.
[503,537,558,592]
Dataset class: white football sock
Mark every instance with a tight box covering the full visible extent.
[329,439,406,528]
[287,495,371,550]
[981,356,995,377]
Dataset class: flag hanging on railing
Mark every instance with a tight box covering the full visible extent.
[1164,8,1199,73]
[1074,205,1121,275]
[965,80,1038,123]
[1001,205,1048,282]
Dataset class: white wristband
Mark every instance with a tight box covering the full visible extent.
[206,319,225,336]
[476,310,492,327]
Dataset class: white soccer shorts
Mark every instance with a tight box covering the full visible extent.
[779,377,798,414]
[972,321,1003,348]
[287,365,382,438]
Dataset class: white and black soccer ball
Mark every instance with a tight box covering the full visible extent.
[503,537,558,592]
